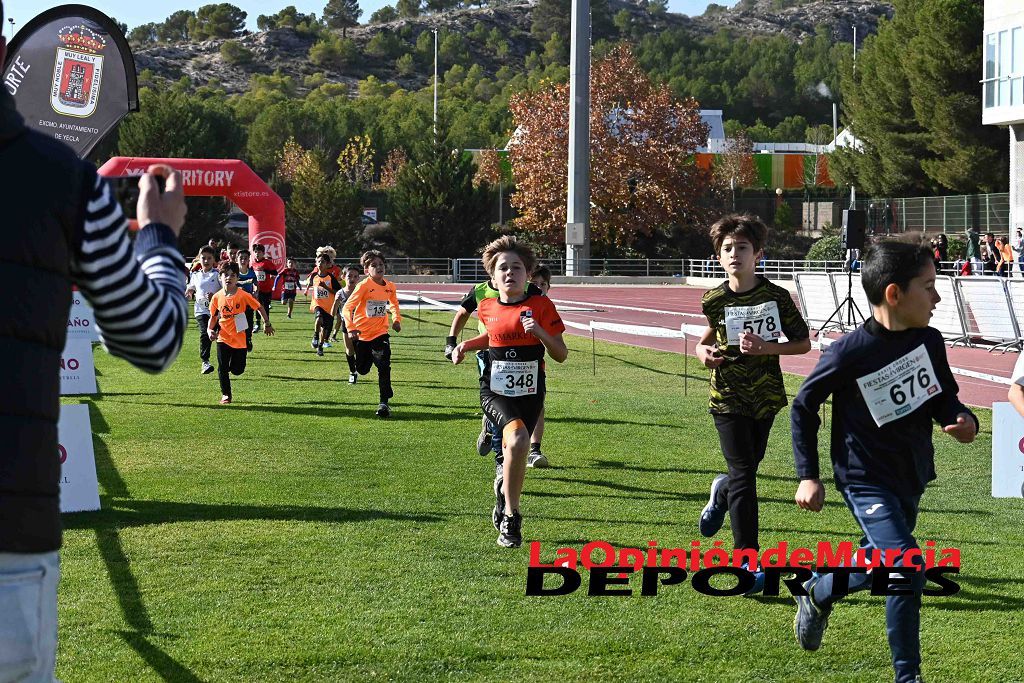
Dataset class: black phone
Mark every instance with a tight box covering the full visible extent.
[110,175,165,221]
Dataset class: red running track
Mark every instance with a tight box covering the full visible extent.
[399,283,1015,408]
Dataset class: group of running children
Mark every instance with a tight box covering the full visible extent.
[186,243,401,413]
[188,215,984,683]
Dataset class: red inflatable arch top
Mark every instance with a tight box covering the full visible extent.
[97,158,287,269]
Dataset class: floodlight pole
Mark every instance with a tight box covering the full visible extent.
[565,0,591,276]
[432,29,438,141]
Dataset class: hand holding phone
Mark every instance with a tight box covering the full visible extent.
[137,164,185,235]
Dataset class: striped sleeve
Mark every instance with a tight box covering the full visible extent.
[69,173,187,373]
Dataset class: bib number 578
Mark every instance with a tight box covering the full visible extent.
[889,367,931,406]
[742,316,777,336]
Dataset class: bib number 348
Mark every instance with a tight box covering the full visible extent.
[490,360,538,397]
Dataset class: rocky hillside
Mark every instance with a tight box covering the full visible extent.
[133,0,893,96]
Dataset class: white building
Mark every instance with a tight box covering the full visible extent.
[983,0,1024,233]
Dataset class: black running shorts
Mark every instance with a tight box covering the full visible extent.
[315,307,334,328]
[480,390,545,437]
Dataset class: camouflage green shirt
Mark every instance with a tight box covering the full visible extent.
[701,276,809,418]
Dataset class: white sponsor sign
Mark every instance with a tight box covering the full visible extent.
[60,339,97,395]
[992,402,1024,498]
[856,344,942,427]
[58,403,101,513]
[68,291,99,341]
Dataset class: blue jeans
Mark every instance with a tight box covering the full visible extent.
[812,485,924,683]
[0,551,59,683]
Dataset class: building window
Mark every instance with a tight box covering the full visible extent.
[983,27,1024,110]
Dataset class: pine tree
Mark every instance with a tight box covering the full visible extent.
[389,132,494,258]
[830,0,1007,195]
[324,0,362,37]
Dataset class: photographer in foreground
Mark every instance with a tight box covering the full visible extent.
[1,5,188,679]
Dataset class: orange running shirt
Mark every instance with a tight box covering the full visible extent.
[477,294,564,396]
[342,277,401,342]
[309,272,343,314]
[209,289,261,349]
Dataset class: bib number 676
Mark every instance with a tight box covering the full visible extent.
[889,367,931,406]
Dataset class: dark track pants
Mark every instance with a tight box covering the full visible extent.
[355,334,393,404]
[217,342,247,398]
[712,412,775,551]
[196,314,212,363]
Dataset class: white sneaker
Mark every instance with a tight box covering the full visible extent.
[527,450,549,468]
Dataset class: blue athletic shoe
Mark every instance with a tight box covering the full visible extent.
[698,474,729,537]
[794,575,831,651]
[742,569,766,597]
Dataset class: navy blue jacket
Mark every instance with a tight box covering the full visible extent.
[792,319,978,496]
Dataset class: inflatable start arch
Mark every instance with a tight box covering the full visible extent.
[97,158,287,268]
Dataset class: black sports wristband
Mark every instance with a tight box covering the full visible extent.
[445,336,457,348]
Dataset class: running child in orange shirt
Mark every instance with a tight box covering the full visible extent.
[208,262,274,404]
[308,253,344,357]
[342,250,401,417]
[452,237,567,548]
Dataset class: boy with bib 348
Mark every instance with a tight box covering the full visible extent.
[451,237,567,548]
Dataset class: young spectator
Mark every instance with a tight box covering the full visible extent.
[791,242,978,683]
[1013,228,1024,277]
[451,237,567,548]
[184,246,221,374]
[997,236,1013,278]
[208,262,274,404]
[695,214,811,594]
[343,250,402,417]
[965,226,981,275]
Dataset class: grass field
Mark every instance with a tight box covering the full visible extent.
[59,308,1024,682]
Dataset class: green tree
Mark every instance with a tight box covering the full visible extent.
[806,235,843,261]
[279,142,364,255]
[370,6,399,23]
[323,0,362,37]
[257,6,319,32]
[157,10,195,42]
[830,0,1006,195]
[396,53,416,76]
[531,0,614,45]
[309,35,359,69]
[220,40,253,65]
[188,4,247,41]
[613,9,632,37]
[904,0,1006,192]
[647,0,667,18]
[389,135,494,258]
[365,30,403,59]
[128,23,158,46]
[396,0,421,19]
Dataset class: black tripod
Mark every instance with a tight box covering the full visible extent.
[816,251,865,337]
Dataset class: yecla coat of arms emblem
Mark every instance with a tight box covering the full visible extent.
[50,24,106,118]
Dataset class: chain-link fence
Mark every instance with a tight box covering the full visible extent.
[845,193,1011,235]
